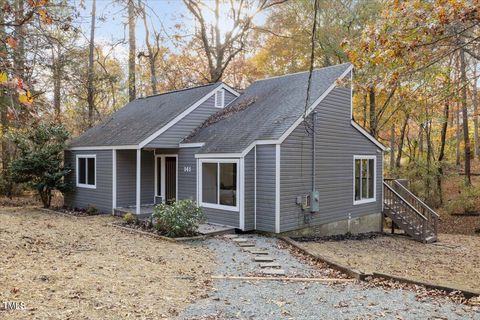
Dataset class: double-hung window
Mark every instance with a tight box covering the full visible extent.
[354,155,375,204]
[77,155,96,188]
[200,159,238,211]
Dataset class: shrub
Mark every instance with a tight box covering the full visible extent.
[123,212,138,224]
[445,185,480,214]
[86,204,98,215]
[152,200,205,237]
[9,124,71,208]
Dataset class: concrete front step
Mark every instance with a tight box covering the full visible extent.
[262,269,285,275]
[254,256,274,262]
[259,262,282,268]
[223,234,239,239]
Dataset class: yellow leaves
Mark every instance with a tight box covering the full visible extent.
[5,36,17,48]
[38,9,53,25]
[27,0,49,8]
[18,90,33,106]
[0,72,7,84]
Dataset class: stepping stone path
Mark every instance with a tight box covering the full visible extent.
[228,235,287,276]
[259,262,282,268]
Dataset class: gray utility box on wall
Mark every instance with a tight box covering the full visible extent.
[310,191,320,213]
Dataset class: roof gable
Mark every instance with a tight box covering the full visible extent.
[68,83,233,149]
[186,63,352,154]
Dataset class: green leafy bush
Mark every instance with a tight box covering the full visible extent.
[123,212,138,224]
[152,200,205,237]
[9,124,71,208]
[445,185,480,214]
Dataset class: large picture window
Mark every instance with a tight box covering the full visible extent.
[200,160,238,210]
[354,155,375,204]
[77,155,96,188]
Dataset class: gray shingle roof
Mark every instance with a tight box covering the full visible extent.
[186,63,351,154]
[68,83,221,148]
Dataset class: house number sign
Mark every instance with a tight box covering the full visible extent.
[184,166,192,173]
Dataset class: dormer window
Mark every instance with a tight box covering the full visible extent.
[215,89,225,108]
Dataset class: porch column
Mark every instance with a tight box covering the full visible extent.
[136,149,141,214]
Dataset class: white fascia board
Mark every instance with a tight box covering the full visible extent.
[351,120,387,151]
[277,65,354,144]
[179,142,205,148]
[68,145,137,151]
[195,153,242,159]
[139,85,230,148]
[221,83,240,97]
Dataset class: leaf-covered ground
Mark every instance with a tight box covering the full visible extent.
[0,208,214,319]
[302,233,480,293]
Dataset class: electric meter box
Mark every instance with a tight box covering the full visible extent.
[310,191,320,212]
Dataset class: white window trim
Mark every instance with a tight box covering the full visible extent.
[353,155,376,205]
[215,89,225,108]
[199,158,240,212]
[76,154,97,189]
[154,154,178,202]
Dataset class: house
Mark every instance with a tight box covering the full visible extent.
[65,63,388,236]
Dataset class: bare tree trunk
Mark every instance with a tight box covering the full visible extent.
[473,65,479,160]
[459,48,471,185]
[362,93,367,127]
[437,101,450,205]
[390,125,395,172]
[456,101,461,166]
[369,86,376,137]
[396,114,409,168]
[128,0,136,101]
[418,123,424,156]
[140,4,157,95]
[53,44,62,123]
[87,0,96,128]
[0,5,10,196]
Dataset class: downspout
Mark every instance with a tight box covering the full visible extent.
[312,111,316,192]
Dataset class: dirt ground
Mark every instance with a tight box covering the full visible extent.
[0,207,214,319]
[301,233,480,293]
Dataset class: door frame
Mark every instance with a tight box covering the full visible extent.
[154,154,178,203]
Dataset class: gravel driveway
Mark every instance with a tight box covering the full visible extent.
[180,235,480,320]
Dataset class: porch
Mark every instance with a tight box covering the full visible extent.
[113,148,178,215]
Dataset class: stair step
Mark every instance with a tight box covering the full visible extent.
[238,242,256,247]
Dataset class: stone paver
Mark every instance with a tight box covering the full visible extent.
[261,268,286,275]
[260,262,282,268]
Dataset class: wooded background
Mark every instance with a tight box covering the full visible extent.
[1,0,479,212]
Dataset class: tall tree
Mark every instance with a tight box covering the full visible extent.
[128,0,136,101]
[183,0,286,82]
[459,48,471,185]
[87,0,96,127]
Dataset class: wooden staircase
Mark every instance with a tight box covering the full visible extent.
[383,180,439,243]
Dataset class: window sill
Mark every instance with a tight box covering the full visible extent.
[77,184,96,189]
[200,202,239,212]
[353,198,376,205]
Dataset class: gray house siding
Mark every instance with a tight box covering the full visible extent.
[141,150,155,204]
[116,150,136,207]
[244,149,255,231]
[177,147,199,201]
[64,150,112,213]
[255,144,277,232]
[202,207,239,228]
[145,91,237,148]
[280,86,383,232]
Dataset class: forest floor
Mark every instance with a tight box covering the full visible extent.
[301,233,480,293]
[0,207,215,320]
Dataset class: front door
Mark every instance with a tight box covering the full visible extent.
[155,155,177,204]
[165,156,177,203]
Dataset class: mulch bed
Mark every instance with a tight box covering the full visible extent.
[43,206,103,217]
[291,232,381,243]
[110,221,206,242]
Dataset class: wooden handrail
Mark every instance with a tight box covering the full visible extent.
[393,181,440,219]
[383,182,428,221]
